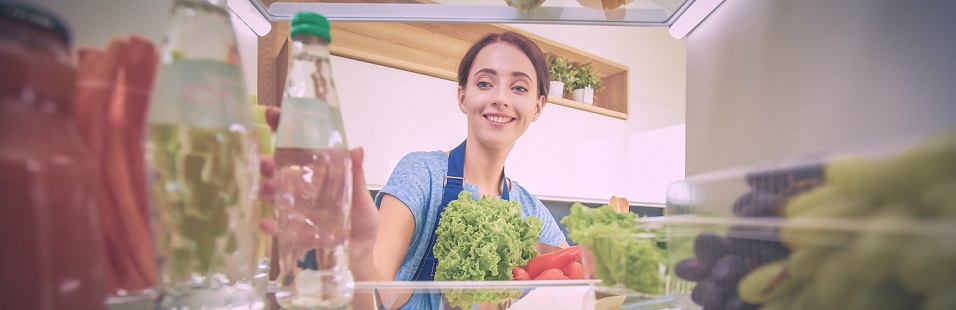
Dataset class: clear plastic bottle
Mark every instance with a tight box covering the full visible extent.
[273,12,354,310]
[146,0,265,308]
[0,2,106,309]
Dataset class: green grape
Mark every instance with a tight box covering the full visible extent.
[825,157,897,198]
[757,296,794,310]
[790,280,818,310]
[813,251,854,310]
[737,260,801,305]
[850,204,915,285]
[788,246,832,280]
[922,282,956,310]
[784,185,840,218]
[845,283,917,310]
[899,237,956,293]
[920,181,956,218]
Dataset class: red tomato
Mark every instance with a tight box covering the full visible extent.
[512,266,531,280]
[533,268,570,280]
[561,262,585,280]
[524,246,581,279]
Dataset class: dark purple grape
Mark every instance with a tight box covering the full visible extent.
[695,231,729,267]
[744,163,824,195]
[675,258,712,281]
[732,191,786,217]
[691,278,725,307]
[712,255,748,287]
[700,282,727,310]
[724,294,757,310]
[691,281,706,304]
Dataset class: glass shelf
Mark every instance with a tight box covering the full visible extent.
[348,280,683,309]
[251,0,691,25]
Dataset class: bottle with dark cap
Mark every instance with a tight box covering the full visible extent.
[273,11,355,309]
[0,1,107,309]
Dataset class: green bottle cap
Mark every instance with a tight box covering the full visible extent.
[290,11,331,43]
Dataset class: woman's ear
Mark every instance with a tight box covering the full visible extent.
[531,94,545,122]
[457,86,467,114]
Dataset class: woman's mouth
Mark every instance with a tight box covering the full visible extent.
[485,115,515,124]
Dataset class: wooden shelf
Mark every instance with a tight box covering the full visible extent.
[258,19,629,119]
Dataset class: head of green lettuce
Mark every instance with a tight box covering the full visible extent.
[434,190,543,281]
[432,191,543,307]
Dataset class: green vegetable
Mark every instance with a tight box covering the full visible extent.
[561,203,666,294]
[433,190,543,308]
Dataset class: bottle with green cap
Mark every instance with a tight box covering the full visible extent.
[273,11,354,309]
[145,0,264,308]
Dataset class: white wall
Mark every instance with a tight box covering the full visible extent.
[29,0,687,204]
[686,0,956,175]
[337,24,686,204]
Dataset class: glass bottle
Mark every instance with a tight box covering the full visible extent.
[146,0,264,308]
[0,2,106,309]
[273,12,354,310]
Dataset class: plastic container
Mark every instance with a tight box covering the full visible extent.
[0,2,107,309]
[663,128,956,310]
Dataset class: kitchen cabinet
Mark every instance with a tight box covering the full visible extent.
[251,0,695,120]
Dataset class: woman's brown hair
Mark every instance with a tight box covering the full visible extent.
[456,31,550,99]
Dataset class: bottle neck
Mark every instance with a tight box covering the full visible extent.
[284,35,334,101]
[161,0,237,63]
[292,34,331,58]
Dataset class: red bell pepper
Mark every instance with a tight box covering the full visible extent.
[524,246,581,279]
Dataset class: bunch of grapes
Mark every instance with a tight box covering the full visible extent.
[674,164,824,310]
[736,130,956,310]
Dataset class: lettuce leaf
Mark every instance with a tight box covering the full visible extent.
[561,203,665,294]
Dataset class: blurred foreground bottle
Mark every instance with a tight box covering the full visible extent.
[0,2,106,309]
[273,12,354,309]
[146,0,266,308]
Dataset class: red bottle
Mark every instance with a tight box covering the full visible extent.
[0,2,106,309]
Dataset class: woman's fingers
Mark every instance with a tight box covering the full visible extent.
[259,219,278,236]
[265,106,280,131]
[260,154,275,177]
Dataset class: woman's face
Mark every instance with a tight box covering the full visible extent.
[458,42,545,150]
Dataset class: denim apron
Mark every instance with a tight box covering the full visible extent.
[412,140,509,281]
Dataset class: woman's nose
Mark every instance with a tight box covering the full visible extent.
[492,87,509,107]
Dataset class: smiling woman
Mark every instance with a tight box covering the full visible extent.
[258,30,581,310]
[363,31,571,309]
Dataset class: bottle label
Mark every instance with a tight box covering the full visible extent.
[275,97,348,149]
[150,60,253,128]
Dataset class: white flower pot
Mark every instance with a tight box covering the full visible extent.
[548,81,564,98]
[571,87,594,104]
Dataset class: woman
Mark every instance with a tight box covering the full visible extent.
[261,31,568,309]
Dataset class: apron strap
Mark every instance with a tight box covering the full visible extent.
[413,140,509,280]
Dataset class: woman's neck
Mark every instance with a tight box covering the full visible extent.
[461,140,511,197]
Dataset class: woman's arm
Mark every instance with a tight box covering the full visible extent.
[368,194,417,309]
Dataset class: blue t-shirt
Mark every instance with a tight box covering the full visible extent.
[373,151,566,309]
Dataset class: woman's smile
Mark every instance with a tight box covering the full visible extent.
[484,113,515,125]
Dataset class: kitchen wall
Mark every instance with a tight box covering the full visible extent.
[29,0,687,205]
[336,23,686,205]
[686,0,956,175]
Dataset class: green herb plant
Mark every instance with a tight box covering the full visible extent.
[547,54,573,96]
[569,64,603,92]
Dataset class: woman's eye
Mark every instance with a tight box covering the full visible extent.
[477,81,492,88]
[512,85,529,92]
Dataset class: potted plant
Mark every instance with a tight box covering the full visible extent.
[546,54,572,98]
[570,64,603,104]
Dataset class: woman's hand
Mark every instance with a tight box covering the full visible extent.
[257,106,380,281]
